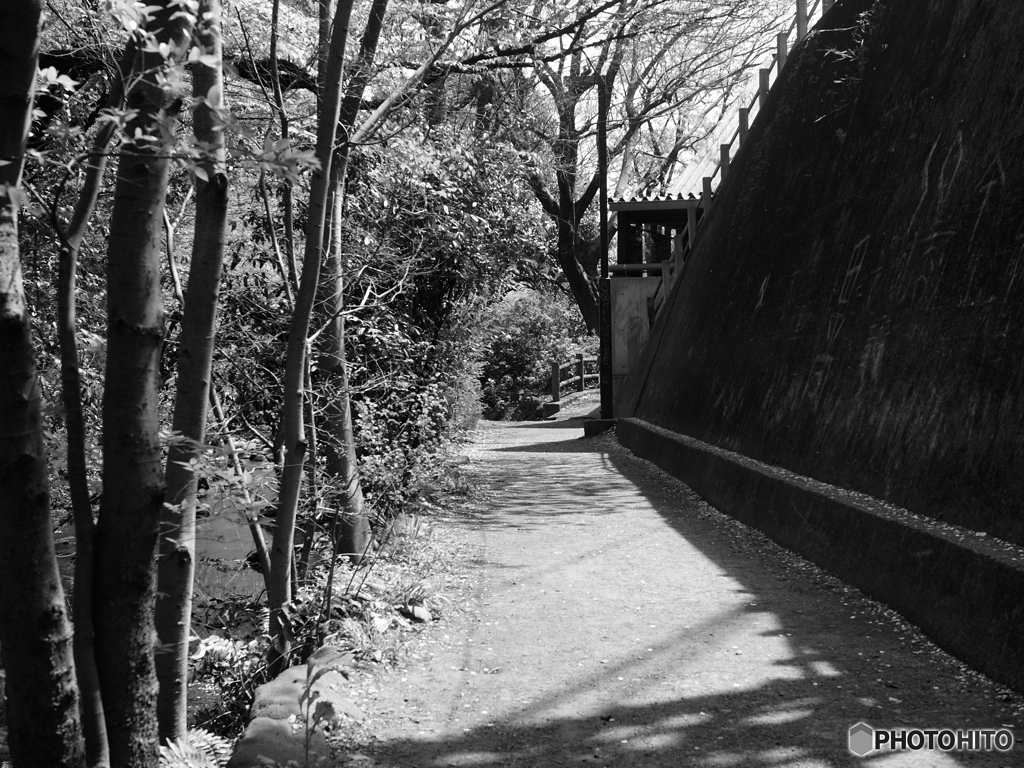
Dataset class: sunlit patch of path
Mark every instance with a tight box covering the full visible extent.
[352,414,1021,768]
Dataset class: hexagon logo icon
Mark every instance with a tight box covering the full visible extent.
[849,722,875,757]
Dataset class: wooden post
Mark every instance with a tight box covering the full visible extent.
[599,278,613,418]
[759,68,771,108]
[702,176,713,213]
[598,71,613,420]
[551,361,560,402]
[739,107,750,144]
[823,0,834,13]
[687,207,698,248]
[672,232,684,281]
[720,144,730,183]
[797,0,808,41]
[576,353,585,392]
[777,31,788,71]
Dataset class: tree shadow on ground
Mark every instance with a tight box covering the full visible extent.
[494,415,595,430]
[363,431,1019,767]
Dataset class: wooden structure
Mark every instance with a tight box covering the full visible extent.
[606,195,703,399]
[550,354,599,403]
[602,0,836,413]
[543,354,599,417]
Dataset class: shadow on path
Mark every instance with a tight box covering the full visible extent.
[360,425,1021,768]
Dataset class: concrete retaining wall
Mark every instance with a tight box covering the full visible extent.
[617,0,1024,546]
[618,418,1024,692]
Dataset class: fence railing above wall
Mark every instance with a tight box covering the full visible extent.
[672,0,828,201]
[632,0,834,329]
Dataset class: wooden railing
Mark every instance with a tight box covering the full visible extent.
[549,354,599,402]
[643,0,834,325]
[673,0,831,200]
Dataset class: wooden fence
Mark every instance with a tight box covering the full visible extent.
[549,354,599,402]
[673,0,831,199]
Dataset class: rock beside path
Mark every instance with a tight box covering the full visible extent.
[227,647,364,767]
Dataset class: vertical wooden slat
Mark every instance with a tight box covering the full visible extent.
[598,278,613,418]
[777,31,788,71]
[797,0,808,40]
[759,68,771,108]
[739,108,750,144]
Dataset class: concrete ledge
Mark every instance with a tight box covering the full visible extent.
[618,418,1024,692]
[583,419,616,437]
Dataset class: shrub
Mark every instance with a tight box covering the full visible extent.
[478,289,596,420]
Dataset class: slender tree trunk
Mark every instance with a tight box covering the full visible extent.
[93,3,194,765]
[557,225,601,332]
[58,122,117,768]
[210,388,273,578]
[269,0,356,666]
[317,186,369,562]
[270,0,298,296]
[0,2,87,765]
[314,0,389,564]
[54,49,136,766]
[154,0,229,741]
[94,136,169,768]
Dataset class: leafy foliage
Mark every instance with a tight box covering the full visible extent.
[190,629,273,737]
[158,728,233,768]
[479,289,596,420]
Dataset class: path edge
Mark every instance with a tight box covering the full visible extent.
[617,417,1024,693]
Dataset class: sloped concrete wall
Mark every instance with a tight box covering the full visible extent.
[618,0,1024,546]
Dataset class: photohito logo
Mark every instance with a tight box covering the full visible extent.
[848,722,1015,757]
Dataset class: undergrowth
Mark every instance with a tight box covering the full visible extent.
[189,455,472,740]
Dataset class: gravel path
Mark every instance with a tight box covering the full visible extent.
[342,400,1022,767]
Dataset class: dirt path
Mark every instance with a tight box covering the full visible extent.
[341,400,1022,767]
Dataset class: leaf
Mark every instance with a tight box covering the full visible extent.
[204,83,222,106]
[312,700,337,726]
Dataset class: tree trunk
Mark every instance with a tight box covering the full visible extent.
[317,187,369,562]
[528,98,607,333]
[58,125,116,768]
[93,4,194,765]
[556,225,601,332]
[0,2,87,765]
[313,0,389,565]
[155,0,229,741]
[269,0,356,666]
[55,46,136,767]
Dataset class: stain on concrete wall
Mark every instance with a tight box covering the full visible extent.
[610,277,661,390]
[618,0,1024,546]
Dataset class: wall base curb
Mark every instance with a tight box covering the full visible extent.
[617,417,1024,692]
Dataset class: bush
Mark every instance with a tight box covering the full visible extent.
[478,289,596,420]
